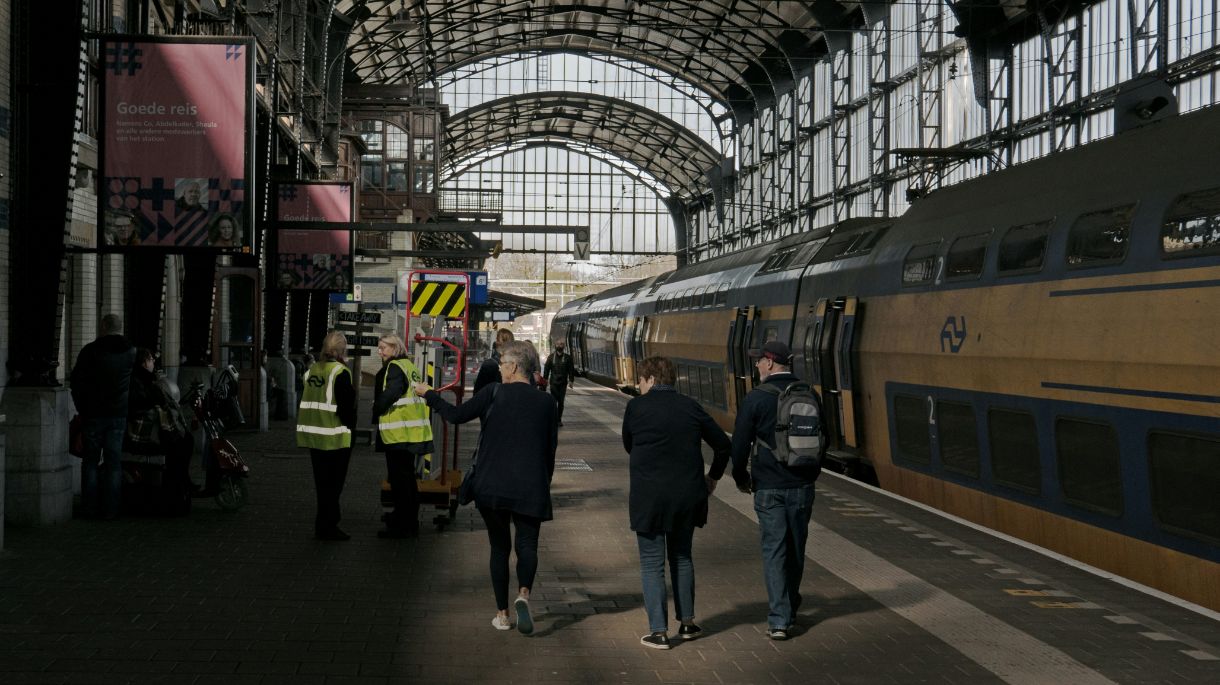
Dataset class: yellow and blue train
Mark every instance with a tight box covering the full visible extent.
[552,104,1220,611]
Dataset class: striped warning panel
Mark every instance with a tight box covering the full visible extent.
[410,282,466,317]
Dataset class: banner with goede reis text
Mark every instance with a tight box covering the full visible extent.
[274,181,354,292]
[99,37,254,252]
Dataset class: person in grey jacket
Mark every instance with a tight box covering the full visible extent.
[623,356,731,649]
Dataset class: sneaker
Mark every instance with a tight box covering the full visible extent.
[640,632,671,649]
[767,627,788,641]
[491,615,513,631]
[677,623,703,640]
[514,596,534,635]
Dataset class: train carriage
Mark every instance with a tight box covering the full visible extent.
[552,104,1220,610]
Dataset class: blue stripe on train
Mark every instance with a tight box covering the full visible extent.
[884,381,1220,563]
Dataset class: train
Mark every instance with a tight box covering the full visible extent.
[551,104,1220,611]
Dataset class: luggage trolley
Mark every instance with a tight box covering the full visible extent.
[403,270,471,529]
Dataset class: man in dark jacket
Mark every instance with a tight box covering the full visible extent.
[473,328,514,394]
[71,314,136,520]
[708,341,820,641]
[542,340,576,426]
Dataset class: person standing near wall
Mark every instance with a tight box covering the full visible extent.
[70,314,136,520]
[296,331,357,541]
[473,328,514,394]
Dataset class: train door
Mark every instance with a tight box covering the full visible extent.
[727,305,758,412]
[616,318,633,385]
[809,297,862,454]
[571,322,586,374]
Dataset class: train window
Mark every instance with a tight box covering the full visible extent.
[763,327,778,343]
[1161,187,1220,258]
[711,367,726,406]
[988,408,1040,493]
[1066,205,1134,268]
[677,364,691,396]
[1055,417,1123,515]
[894,395,932,465]
[937,401,980,477]
[945,233,990,280]
[699,367,713,404]
[715,283,730,306]
[694,285,709,308]
[701,287,715,308]
[998,221,1052,274]
[902,242,940,285]
[1149,431,1220,543]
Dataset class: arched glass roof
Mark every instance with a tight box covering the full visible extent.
[444,91,722,197]
[337,1,829,112]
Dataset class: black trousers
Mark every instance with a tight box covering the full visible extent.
[309,447,351,533]
[549,383,568,423]
[478,507,543,610]
[385,446,420,532]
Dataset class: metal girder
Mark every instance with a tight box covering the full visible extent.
[282,221,581,234]
[337,0,832,117]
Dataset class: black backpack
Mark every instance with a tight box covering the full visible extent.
[756,381,825,468]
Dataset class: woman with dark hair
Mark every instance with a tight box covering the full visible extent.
[208,213,240,247]
[414,340,557,634]
[622,356,731,649]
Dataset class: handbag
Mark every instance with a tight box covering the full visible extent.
[69,415,86,458]
[125,408,162,452]
[457,384,499,505]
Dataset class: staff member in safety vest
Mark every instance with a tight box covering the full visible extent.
[373,333,433,538]
[296,331,357,541]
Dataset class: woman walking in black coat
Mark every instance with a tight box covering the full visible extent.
[622,356,731,649]
[415,340,558,634]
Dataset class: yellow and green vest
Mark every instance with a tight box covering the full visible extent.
[296,361,352,450]
[379,358,433,445]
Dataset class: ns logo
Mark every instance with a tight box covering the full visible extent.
[307,374,326,388]
[940,316,967,354]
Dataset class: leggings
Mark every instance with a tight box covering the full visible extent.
[478,507,543,610]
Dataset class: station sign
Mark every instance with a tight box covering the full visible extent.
[344,334,380,348]
[336,310,382,324]
[468,271,489,305]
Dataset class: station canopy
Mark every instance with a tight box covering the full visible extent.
[334,1,856,262]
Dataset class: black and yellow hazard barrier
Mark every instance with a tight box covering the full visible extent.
[410,282,466,317]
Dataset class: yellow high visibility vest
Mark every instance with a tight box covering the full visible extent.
[378,358,433,445]
[296,361,352,450]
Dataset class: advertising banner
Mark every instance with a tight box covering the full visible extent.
[99,36,254,252]
[274,229,353,291]
[274,181,355,292]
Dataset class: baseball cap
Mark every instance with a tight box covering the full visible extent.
[752,340,792,364]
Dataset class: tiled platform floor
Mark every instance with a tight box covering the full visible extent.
[1,383,1217,684]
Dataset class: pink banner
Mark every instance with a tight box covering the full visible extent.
[275,230,352,292]
[276,182,352,222]
[101,38,252,251]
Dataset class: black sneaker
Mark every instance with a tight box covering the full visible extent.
[677,624,703,640]
[640,632,671,650]
[767,627,788,641]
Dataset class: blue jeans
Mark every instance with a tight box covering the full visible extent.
[81,417,126,519]
[636,527,695,633]
[754,485,815,629]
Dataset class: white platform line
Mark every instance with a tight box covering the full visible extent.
[581,400,1116,685]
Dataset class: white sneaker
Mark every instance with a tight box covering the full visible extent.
[491,615,513,631]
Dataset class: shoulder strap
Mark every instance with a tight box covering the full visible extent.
[756,382,782,396]
[471,383,500,467]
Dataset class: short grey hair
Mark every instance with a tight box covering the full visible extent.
[100,314,123,336]
[499,340,539,377]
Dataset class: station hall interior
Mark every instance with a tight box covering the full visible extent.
[0,0,1219,681]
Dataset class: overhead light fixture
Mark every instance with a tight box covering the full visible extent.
[386,1,415,31]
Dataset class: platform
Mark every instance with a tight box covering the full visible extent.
[0,384,1217,684]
